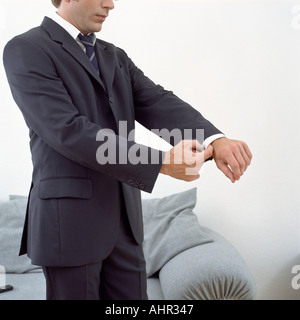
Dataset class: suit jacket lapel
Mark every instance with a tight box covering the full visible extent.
[41,17,121,129]
[41,17,107,92]
[95,40,120,127]
[94,41,115,93]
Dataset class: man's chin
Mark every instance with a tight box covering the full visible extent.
[92,22,104,33]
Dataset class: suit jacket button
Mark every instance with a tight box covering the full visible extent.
[128,180,134,186]
[134,182,139,188]
[109,97,114,104]
[139,183,145,189]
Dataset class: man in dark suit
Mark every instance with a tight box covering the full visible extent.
[3,0,252,300]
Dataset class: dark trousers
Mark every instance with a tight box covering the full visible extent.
[42,212,148,300]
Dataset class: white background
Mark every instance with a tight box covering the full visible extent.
[0,0,299,300]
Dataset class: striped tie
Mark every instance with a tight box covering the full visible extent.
[78,33,99,73]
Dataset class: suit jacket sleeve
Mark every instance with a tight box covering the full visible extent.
[120,49,223,145]
[3,36,164,193]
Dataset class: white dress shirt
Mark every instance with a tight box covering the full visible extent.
[51,12,97,51]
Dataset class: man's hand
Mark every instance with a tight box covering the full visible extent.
[160,140,213,181]
[211,137,252,183]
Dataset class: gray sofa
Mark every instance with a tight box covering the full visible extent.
[0,188,256,300]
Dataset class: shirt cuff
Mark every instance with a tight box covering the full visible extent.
[203,134,225,149]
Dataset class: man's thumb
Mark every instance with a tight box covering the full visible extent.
[204,145,213,161]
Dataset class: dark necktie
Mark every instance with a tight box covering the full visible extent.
[78,34,116,133]
[78,33,99,73]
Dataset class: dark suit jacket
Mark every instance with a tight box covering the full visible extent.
[3,17,222,267]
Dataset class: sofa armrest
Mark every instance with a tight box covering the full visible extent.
[158,227,256,300]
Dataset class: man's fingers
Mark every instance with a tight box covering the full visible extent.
[225,153,241,181]
[238,144,251,174]
[190,139,204,153]
[211,137,252,183]
[204,145,213,161]
[161,140,211,181]
[190,142,212,166]
[242,142,253,165]
[231,142,252,179]
[231,149,245,180]
[216,160,235,183]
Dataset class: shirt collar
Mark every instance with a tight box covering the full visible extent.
[51,12,97,45]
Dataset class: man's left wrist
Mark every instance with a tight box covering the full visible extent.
[203,134,226,149]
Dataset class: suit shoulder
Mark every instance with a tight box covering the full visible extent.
[3,27,50,70]
[4,26,46,53]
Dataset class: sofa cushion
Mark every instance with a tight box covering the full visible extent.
[142,188,213,277]
[0,196,41,273]
[158,227,256,300]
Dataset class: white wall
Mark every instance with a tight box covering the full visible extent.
[0,0,299,300]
